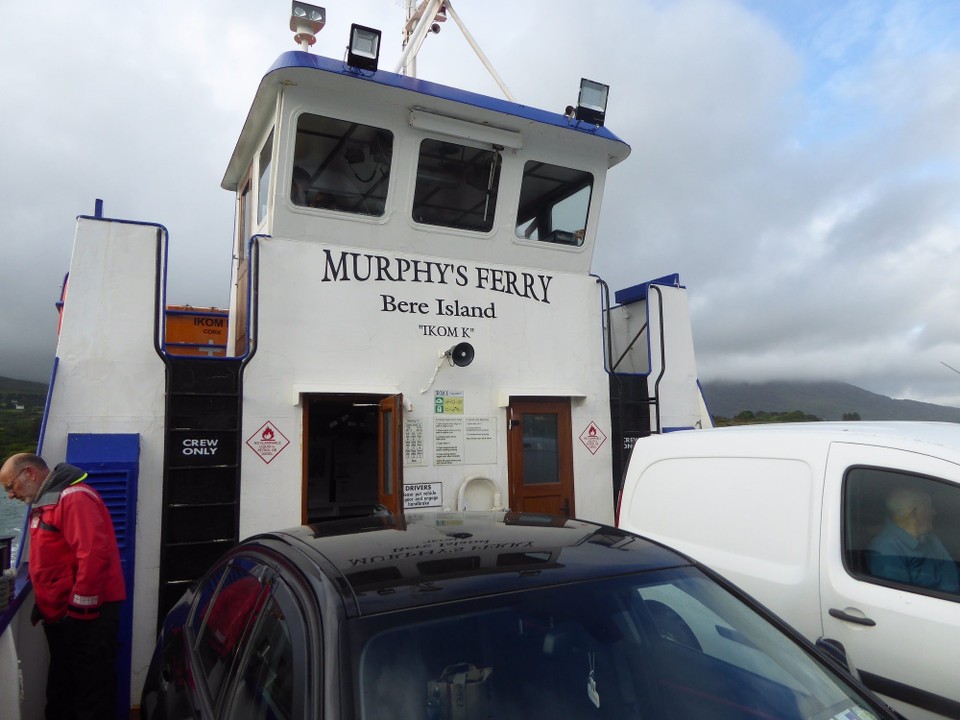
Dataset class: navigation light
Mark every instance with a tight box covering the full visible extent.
[290,3,325,51]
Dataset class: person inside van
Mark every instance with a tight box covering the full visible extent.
[868,488,959,593]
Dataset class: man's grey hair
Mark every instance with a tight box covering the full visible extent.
[886,487,930,519]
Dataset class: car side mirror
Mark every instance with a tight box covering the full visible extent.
[816,637,859,679]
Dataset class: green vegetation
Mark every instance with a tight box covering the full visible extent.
[713,409,822,427]
[0,378,48,459]
[0,397,44,458]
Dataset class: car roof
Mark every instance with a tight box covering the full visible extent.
[250,511,692,615]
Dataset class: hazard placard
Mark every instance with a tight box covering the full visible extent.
[246,421,290,464]
[579,422,607,455]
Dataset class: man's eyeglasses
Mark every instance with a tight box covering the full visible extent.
[2,468,26,493]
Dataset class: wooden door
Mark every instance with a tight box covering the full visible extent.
[378,394,404,515]
[507,398,574,516]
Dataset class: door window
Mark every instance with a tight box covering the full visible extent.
[521,414,560,485]
[257,130,274,225]
[238,173,253,255]
[844,467,960,597]
[378,395,403,515]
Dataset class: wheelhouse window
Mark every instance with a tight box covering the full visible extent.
[291,114,392,216]
[257,130,273,225]
[413,139,501,232]
[515,161,593,247]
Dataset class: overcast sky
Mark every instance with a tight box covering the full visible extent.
[2,0,959,406]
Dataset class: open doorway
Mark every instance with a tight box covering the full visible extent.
[302,393,402,522]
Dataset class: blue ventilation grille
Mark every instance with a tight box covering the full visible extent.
[88,474,134,551]
[66,433,140,720]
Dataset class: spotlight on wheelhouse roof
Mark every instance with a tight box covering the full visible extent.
[348,23,382,72]
[290,3,325,50]
[575,78,609,127]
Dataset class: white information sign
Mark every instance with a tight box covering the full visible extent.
[434,417,464,465]
[404,418,426,466]
[403,482,443,509]
[465,417,497,464]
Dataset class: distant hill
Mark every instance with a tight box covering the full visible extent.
[703,381,960,423]
[0,376,47,396]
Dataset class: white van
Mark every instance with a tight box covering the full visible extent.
[618,422,960,720]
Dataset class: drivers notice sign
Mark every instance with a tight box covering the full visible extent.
[579,421,607,455]
[246,421,290,464]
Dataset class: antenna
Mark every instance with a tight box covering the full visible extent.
[941,361,960,376]
[397,0,515,101]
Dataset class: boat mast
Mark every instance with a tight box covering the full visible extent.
[397,0,516,102]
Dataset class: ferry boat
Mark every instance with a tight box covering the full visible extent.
[1,2,711,716]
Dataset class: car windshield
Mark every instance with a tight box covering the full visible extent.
[350,567,879,720]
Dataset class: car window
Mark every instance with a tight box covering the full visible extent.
[844,466,960,597]
[352,568,881,720]
[192,558,268,706]
[225,591,295,720]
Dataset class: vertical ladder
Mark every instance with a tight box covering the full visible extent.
[158,357,243,626]
[608,374,652,499]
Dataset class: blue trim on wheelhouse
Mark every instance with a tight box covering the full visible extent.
[266,51,628,145]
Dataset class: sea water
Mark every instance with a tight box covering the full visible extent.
[0,496,26,564]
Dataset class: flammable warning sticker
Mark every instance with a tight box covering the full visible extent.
[246,421,290,464]
[579,422,607,455]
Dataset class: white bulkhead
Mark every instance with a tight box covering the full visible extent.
[220,50,643,537]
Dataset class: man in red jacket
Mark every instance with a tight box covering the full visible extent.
[1,453,126,720]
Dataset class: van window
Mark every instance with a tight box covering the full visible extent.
[515,161,593,246]
[844,467,960,597]
[413,139,500,232]
[291,114,392,216]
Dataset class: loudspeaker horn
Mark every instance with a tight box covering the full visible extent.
[446,342,475,367]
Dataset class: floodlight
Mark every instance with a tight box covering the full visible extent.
[574,78,609,127]
[347,24,382,72]
[290,3,325,50]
